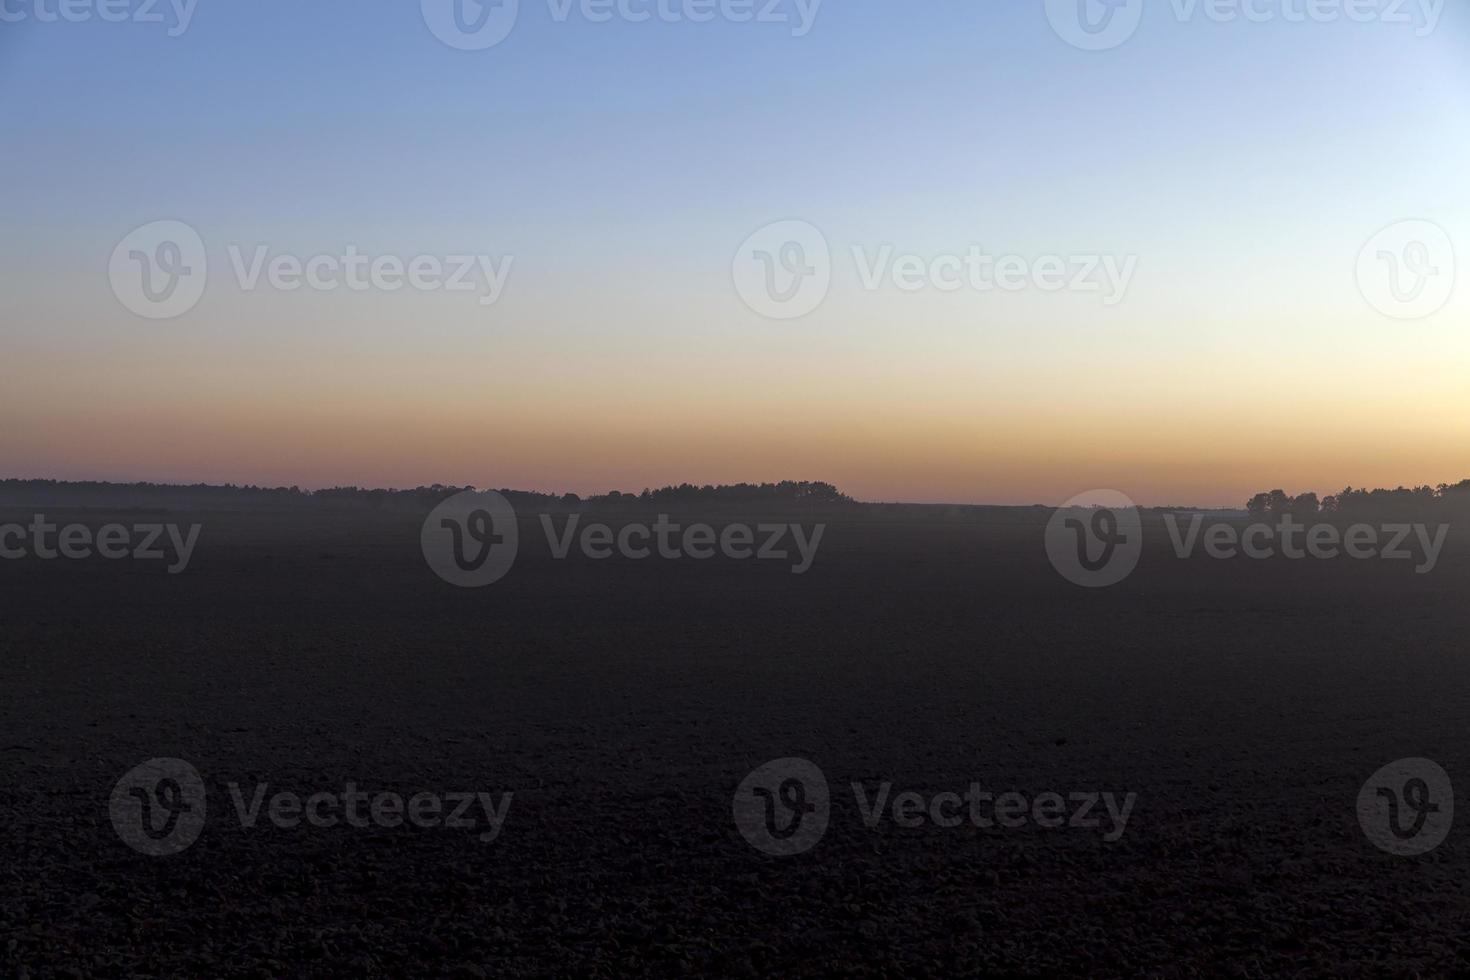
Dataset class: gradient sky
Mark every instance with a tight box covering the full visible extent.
[2,0,1467,505]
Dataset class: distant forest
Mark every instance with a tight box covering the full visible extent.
[7,477,1469,520]
[0,479,853,513]
[1246,480,1470,520]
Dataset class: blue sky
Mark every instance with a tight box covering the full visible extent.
[1,1,1467,503]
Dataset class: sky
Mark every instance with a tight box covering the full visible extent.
[1,0,1467,506]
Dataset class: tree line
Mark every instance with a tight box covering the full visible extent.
[1246,480,1470,519]
[0,478,852,513]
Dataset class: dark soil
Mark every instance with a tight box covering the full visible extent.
[2,506,1466,976]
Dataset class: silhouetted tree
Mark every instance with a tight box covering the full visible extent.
[1242,479,1470,522]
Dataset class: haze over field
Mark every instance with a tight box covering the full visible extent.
[2,2,1466,505]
